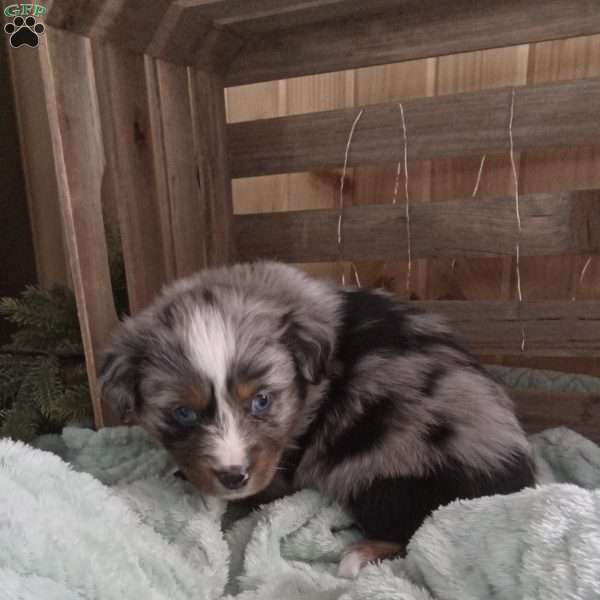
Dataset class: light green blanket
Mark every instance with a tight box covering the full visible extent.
[1,425,599,600]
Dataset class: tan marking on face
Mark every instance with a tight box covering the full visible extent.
[235,381,258,403]
[181,463,216,495]
[180,446,281,499]
[182,385,209,411]
[247,443,281,495]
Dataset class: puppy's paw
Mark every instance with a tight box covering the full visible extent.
[337,540,406,579]
[337,548,366,578]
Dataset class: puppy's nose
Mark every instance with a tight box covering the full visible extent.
[214,466,249,490]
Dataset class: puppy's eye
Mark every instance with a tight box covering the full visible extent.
[173,406,198,427]
[250,392,272,416]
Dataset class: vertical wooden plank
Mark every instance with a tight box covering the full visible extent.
[0,39,37,343]
[501,34,600,376]
[101,44,173,313]
[189,68,234,267]
[7,46,68,287]
[39,27,118,427]
[352,58,436,296]
[144,55,178,281]
[151,58,208,278]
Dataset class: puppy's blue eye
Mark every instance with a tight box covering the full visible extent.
[173,406,198,427]
[250,392,272,416]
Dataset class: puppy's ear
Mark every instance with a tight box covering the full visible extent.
[281,311,334,384]
[98,335,143,425]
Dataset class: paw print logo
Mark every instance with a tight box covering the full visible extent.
[4,16,45,48]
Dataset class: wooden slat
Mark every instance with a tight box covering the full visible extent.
[147,4,244,70]
[46,0,174,54]
[416,300,600,357]
[513,389,600,443]
[6,36,68,287]
[224,0,600,85]
[189,69,235,267]
[180,0,360,19]
[39,28,118,427]
[89,40,123,233]
[46,0,600,79]
[99,44,173,313]
[235,190,600,263]
[182,0,401,34]
[149,59,209,278]
[46,0,244,71]
[228,77,600,178]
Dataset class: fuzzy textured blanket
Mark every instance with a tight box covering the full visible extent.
[1,425,599,600]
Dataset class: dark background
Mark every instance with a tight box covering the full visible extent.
[0,38,37,344]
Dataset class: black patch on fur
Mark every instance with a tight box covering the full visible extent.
[349,452,536,545]
[281,314,331,385]
[203,387,217,422]
[424,419,454,446]
[420,364,447,397]
[159,408,203,446]
[104,340,146,418]
[202,289,215,305]
[157,303,177,329]
[231,363,272,389]
[286,289,491,479]
[280,311,308,398]
[325,396,395,467]
[335,291,414,371]
[129,354,148,413]
[280,310,294,328]
[278,446,306,483]
[333,290,480,373]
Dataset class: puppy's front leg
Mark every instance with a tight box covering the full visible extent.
[338,541,406,578]
[337,475,431,578]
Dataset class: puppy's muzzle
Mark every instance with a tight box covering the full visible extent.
[213,466,249,490]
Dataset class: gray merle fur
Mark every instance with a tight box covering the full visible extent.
[99,261,535,547]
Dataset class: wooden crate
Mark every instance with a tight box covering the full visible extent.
[9,0,600,439]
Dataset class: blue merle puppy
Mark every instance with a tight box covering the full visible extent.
[99,261,535,577]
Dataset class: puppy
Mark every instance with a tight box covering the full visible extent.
[99,261,535,577]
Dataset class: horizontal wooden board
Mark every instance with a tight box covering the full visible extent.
[415,300,600,357]
[512,389,600,443]
[228,77,600,178]
[46,0,174,54]
[224,0,600,85]
[46,0,244,70]
[46,1,600,81]
[181,0,404,34]
[235,190,600,263]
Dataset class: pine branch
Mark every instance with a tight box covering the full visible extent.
[9,329,82,354]
[1,400,40,442]
[0,285,82,342]
[0,226,124,440]
[55,384,93,422]
[28,358,65,420]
